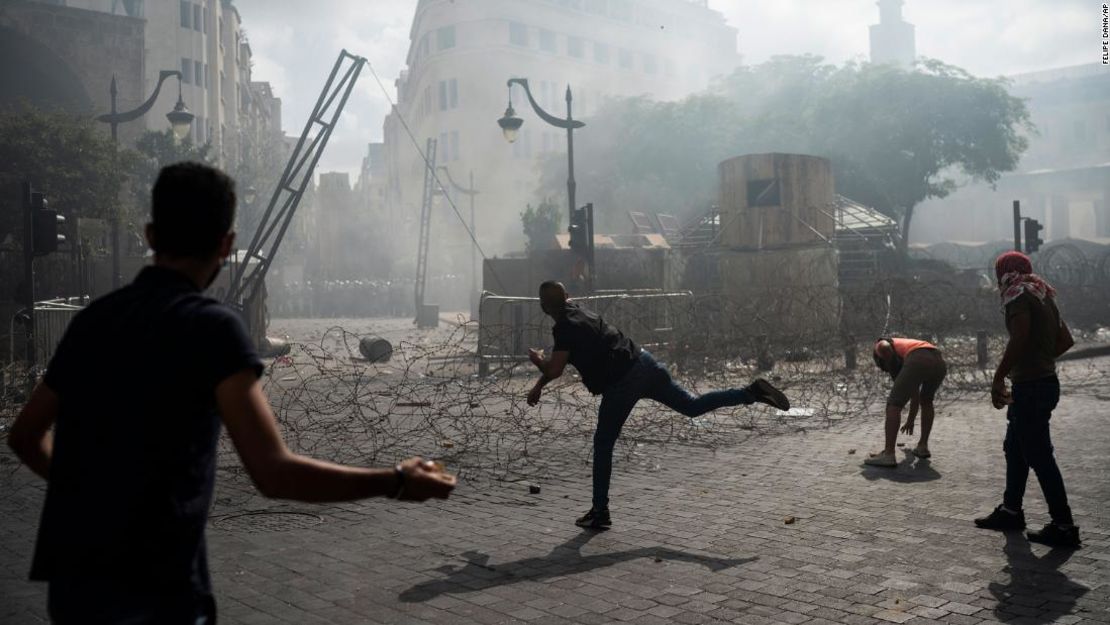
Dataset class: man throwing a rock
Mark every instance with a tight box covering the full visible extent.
[526,281,790,529]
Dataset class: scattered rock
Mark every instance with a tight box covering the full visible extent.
[440,441,454,448]
[528,485,541,495]
[848,449,857,455]
[896,442,905,447]
[654,556,663,563]
[784,516,796,525]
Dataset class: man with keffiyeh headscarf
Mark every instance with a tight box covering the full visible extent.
[974,251,1079,548]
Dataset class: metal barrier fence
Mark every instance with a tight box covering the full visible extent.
[477,290,695,369]
[8,298,87,369]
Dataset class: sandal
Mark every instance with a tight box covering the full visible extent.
[910,446,931,459]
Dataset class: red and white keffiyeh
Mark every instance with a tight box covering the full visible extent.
[994,251,1056,306]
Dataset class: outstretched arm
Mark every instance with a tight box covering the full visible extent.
[526,350,569,406]
[217,370,455,501]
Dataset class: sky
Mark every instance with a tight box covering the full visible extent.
[235,0,1097,180]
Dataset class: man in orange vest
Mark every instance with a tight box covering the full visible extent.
[866,337,948,467]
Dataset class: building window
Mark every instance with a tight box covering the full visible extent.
[593,42,609,64]
[567,36,584,58]
[420,32,430,58]
[438,79,460,111]
[618,49,633,70]
[437,25,456,50]
[509,21,528,47]
[179,1,191,28]
[181,57,192,84]
[193,4,201,32]
[194,61,203,89]
[643,54,658,75]
[539,29,556,53]
[202,6,208,34]
[204,63,209,88]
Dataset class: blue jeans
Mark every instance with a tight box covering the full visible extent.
[1003,375,1073,525]
[592,350,753,510]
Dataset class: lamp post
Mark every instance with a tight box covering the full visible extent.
[96,70,194,288]
[437,166,479,314]
[497,78,585,225]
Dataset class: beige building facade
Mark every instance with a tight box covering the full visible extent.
[56,0,282,172]
[382,0,740,265]
[914,64,1110,245]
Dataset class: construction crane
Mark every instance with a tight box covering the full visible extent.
[224,50,365,350]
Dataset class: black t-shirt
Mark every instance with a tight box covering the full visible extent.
[30,266,263,595]
[1005,292,1060,383]
[551,301,640,394]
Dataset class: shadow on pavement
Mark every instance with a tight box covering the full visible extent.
[988,531,1087,624]
[399,530,757,603]
[860,451,942,483]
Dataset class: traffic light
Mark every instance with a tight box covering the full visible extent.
[30,192,66,256]
[1023,218,1044,254]
[568,206,588,252]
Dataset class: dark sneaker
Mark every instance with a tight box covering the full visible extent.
[1027,523,1081,548]
[575,508,611,530]
[974,505,1026,531]
[748,379,790,411]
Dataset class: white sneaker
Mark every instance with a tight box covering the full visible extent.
[864,452,897,467]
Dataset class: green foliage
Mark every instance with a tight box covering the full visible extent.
[0,105,132,242]
[538,56,1031,249]
[521,198,562,253]
[131,129,214,200]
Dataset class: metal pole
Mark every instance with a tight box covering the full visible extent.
[585,202,595,293]
[565,85,576,226]
[22,182,35,368]
[1012,200,1021,252]
[469,170,477,307]
[109,75,122,289]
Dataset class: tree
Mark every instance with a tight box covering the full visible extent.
[537,56,1031,251]
[812,59,1030,252]
[0,105,131,243]
[131,129,213,198]
[521,198,562,253]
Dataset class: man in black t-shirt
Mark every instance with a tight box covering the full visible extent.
[974,251,1079,548]
[7,163,456,624]
[527,281,790,529]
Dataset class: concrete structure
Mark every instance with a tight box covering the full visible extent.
[382,0,740,284]
[56,0,282,171]
[714,153,840,339]
[869,0,915,68]
[914,64,1110,244]
[0,1,147,145]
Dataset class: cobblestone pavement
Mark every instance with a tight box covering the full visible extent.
[2,346,1107,624]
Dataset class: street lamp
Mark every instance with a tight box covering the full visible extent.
[96,70,193,288]
[496,78,585,224]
